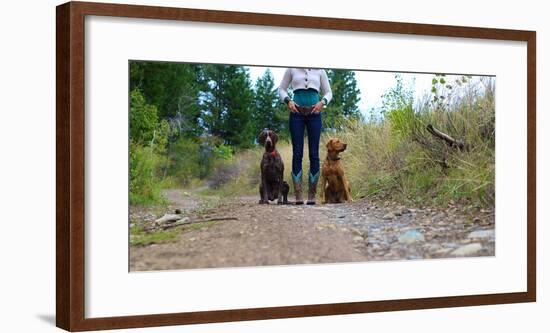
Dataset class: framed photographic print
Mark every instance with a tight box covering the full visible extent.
[56,1,536,331]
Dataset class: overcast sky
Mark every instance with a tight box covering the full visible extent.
[247,66,458,116]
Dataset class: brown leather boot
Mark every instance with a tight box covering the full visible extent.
[292,171,303,205]
[307,171,320,205]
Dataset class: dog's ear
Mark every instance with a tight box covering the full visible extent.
[326,138,334,149]
[271,131,278,145]
[258,131,267,145]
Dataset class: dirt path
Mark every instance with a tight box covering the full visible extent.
[130,189,495,271]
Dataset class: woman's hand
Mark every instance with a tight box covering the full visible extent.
[288,101,299,113]
[311,101,324,114]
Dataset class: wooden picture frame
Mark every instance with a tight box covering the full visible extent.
[56,1,536,331]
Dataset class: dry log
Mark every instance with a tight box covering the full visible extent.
[426,124,467,151]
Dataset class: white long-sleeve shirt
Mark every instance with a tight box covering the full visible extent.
[278,68,333,104]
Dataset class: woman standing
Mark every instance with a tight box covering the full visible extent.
[278,68,332,205]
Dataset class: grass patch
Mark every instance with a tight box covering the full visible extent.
[130,225,179,247]
[130,220,220,247]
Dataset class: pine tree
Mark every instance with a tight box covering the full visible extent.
[323,69,362,131]
[129,61,202,137]
[252,69,288,140]
[200,65,256,148]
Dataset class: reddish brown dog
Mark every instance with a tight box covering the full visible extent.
[321,138,352,204]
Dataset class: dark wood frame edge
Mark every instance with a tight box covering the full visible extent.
[56,1,536,331]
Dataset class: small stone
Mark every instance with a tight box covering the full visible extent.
[370,243,381,250]
[433,248,452,255]
[398,230,425,244]
[427,244,442,252]
[353,236,364,242]
[467,229,495,239]
[350,228,362,236]
[451,243,483,256]
[383,212,396,220]
[393,210,402,217]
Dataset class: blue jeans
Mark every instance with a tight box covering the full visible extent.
[289,112,322,182]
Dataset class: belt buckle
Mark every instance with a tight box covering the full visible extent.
[298,106,313,115]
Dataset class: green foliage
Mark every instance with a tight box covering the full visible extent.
[129,89,171,204]
[200,64,256,148]
[129,142,167,205]
[167,138,235,186]
[130,89,158,143]
[214,144,234,160]
[130,225,179,247]
[380,74,414,115]
[130,61,202,137]
[252,69,289,139]
[387,104,417,141]
[167,138,202,184]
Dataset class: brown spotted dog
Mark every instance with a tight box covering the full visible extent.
[258,129,290,205]
[321,138,352,204]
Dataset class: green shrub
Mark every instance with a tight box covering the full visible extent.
[129,142,167,204]
[214,144,233,160]
[130,89,168,149]
[168,138,201,185]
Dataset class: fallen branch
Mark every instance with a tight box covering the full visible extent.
[161,216,238,230]
[426,124,467,151]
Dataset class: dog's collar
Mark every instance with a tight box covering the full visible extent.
[327,156,341,161]
[269,150,278,157]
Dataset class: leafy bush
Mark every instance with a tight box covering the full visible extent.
[129,142,167,204]
[129,89,170,204]
[167,138,201,185]
[130,89,169,152]
[214,144,233,160]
